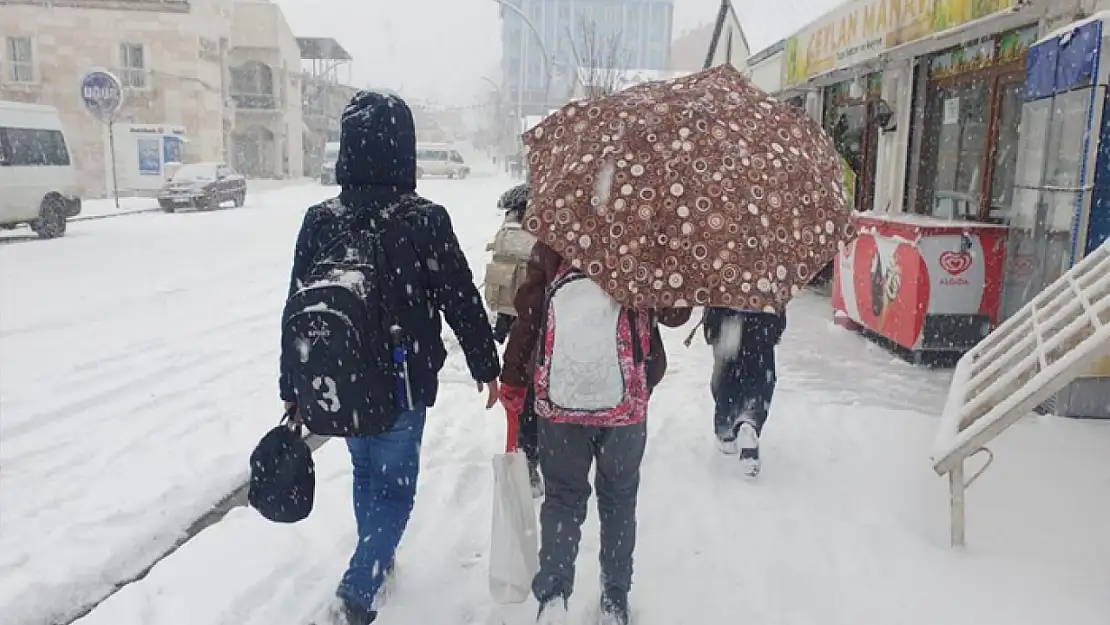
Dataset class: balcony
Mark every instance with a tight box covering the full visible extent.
[230,61,279,114]
[232,93,278,110]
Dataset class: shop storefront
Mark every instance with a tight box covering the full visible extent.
[776,0,1049,360]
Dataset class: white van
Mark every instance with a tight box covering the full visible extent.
[0,102,81,238]
[416,144,470,180]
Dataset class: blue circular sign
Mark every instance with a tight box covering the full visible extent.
[81,70,123,121]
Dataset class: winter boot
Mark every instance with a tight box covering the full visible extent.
[321,596,376,625]
[536,595,568,625]
[371,563,398,611]
[529,461,544,499]
[599,589,631,625]
[737,422,761,477]
[716,429,739,455]
[716,419,740,455]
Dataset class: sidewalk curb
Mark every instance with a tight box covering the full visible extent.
[57,433,332,625]
[71,207,162,223]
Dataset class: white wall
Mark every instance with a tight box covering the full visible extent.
[749,52,782,94]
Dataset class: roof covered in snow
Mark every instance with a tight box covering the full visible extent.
[296,37,352,61]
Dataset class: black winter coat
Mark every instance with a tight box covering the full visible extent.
[279,90,499,406]
[702,308,787,351]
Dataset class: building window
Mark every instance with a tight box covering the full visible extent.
[230,61,276,109]
[119,42,147,88]
[6,36,34,83]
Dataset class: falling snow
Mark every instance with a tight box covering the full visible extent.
[1,171,1107,625]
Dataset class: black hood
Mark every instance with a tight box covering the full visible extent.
[497,183,530,220]
[336,90,417,208]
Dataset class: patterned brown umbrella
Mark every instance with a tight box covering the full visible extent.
[521,64,853,312]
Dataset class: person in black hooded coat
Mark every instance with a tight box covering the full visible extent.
[279,91,500,625]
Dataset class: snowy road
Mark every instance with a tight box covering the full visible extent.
[0,176,509,625]
[3,174,1110,625]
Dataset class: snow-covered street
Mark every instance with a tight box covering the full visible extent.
[3,175,1110,625]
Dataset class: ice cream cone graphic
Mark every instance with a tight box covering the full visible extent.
[878,263,902,330]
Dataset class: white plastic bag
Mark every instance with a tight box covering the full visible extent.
[489,411,539,604]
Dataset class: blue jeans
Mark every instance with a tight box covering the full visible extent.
[337,407,427,610]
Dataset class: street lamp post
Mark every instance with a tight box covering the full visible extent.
[479,76,507,157]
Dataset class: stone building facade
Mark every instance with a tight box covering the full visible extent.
[228,0,303,179]
[0,0,234,198]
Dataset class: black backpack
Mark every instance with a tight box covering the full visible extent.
[280,200,408,437]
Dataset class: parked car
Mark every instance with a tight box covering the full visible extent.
[319,141,340,185]
[0,101,82,239]
[416,144,470,179]
[158,162,246,212]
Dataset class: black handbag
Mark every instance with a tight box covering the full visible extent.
[248,409,315,523]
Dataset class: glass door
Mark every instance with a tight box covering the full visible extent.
[986,76,1024,222]
[1045,86,1098,264]
[1000,87,1097,321]
[1001,98,1052,321]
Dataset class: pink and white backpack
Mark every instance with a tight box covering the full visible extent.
[532,264,652,427]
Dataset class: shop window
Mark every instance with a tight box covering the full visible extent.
[926,80,990,220]
[915,26,1036,222]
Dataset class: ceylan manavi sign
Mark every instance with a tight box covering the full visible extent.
[783,0,1018,88]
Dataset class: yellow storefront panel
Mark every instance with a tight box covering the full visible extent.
[783,0,1018,88]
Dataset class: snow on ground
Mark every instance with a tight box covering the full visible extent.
[5,165,1110,625]
[74,196,156,220]
[64,289,1110,625]
[68,179,319,221]
[0,174,513,625]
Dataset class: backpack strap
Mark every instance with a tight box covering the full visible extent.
[628,309,644,364]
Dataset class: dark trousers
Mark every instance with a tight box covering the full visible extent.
[710,340,777,440]
[532,418,648,601]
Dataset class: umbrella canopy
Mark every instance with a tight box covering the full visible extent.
[522,64,853,312]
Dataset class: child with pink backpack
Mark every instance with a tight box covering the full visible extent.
[499,240,690,625]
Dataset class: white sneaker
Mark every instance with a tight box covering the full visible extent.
[716,436,739,455]
[737,422,761,477]
[537,598,569,625]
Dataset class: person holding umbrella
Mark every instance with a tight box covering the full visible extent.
[501,63,853,624]
[498,239,690,625]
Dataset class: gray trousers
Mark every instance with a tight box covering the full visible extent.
[531,417,648,601]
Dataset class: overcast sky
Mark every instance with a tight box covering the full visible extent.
[274,0,845,102]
